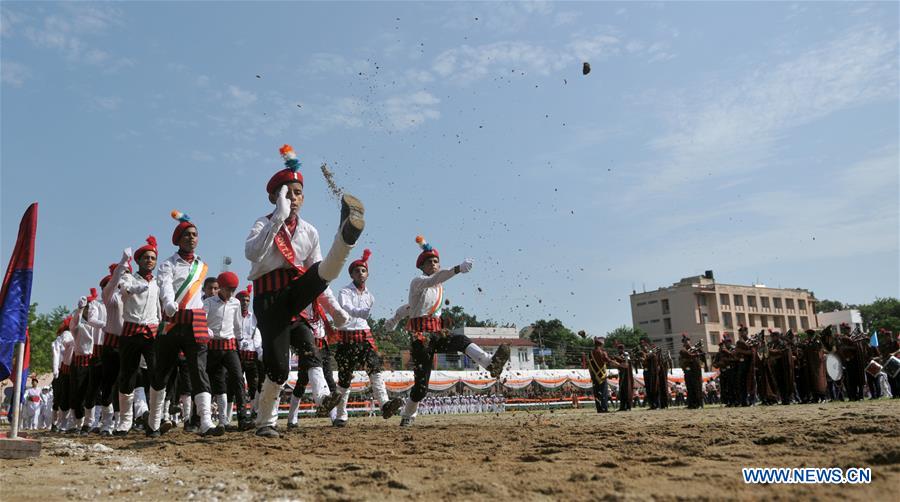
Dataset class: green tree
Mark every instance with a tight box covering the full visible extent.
[815,299,846,313]
[26,303,69,376]
[526,319,591,369]
[440,305,496,329]
[604,325,645,350]
[858,297,900,335]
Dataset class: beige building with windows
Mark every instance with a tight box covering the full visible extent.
[629,271,819,366]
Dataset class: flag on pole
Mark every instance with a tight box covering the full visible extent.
[0,203,38,396]
[870,330,879,348]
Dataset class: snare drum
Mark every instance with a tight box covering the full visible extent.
[884,355,900,378]
[826,353,843,381]
[865,359,883,377]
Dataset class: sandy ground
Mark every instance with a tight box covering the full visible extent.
[2,399,898,501]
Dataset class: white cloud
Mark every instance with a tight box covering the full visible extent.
[553,11,580,27]
[638,25,898,193]
[190,151,215,162]
[93,96,122,110]
[224,85,258,108]
[1,60,31,87]
[383,91,441,130]
[15,3,131,69]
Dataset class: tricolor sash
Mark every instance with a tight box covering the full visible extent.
[161,258,208,336]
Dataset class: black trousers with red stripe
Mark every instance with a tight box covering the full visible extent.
[335,342,383,389]
[207,348,247,414]
[292,341,335,398]
[118,335,156,395]
[409,333,474,402]
[100,345,120,409]
[152,326,210,396]
[69,365,91,418]
[53,374,70,412]
[85,357,103,410]
[253,263,328,384]
[240,358,260,400]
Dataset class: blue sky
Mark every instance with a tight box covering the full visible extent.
[2,1,898,335]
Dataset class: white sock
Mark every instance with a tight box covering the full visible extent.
[334,386,350,421]
[401,399,419,419]
[318,230,354,282]
[465,344,493,369]
[117,393,135,432]
[180,394,193,422]
[215,394,228,425]
[308,367,331,405]
[195,392,215,433]
[226,400,234,423]
[370,372,389,405]
[134,387,149,416]
[288,395,301,425]
[254,378,283,429]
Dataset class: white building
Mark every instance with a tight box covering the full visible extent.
[446,327,536,371]
[817,309,863,332]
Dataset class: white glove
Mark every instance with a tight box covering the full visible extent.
[77,296,88,309]
[458,259,474,274]
[331,307,350,329]
[273,185,291,222]
[122,247,133,262]
[164,301,178,317]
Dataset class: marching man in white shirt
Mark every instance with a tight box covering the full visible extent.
[203,271,253,430]
[331,249,403,426]
[23,377,42,430]
[245,144,364,438]
[69,289,102,434]
[392,236,510,427]
[52,318,75,432]
[148,212,223,437]
[236,285,263,414]
[114,236,161,435]
[98,262,126,435]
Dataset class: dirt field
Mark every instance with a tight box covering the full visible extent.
[2,399,898,501]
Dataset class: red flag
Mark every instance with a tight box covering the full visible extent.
[0,203,38,391]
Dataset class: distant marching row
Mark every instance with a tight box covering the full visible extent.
[42,144,511,438]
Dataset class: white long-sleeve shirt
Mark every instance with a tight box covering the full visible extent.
[158,253,206,312]
[244,215,322,280]
[407,269,457,319]
[118,272,161,325]
[338,282,373,331]
[203,295,242,340]
[57,331,75,366]
[70,302,104,356]
[103,257,130,335]
[51,337,62,377]
[238,312,262,353]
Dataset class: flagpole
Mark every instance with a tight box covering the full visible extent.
[8,341,25,439]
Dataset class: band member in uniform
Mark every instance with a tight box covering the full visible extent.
[734,325,756,406]
[99,262,126,435]
[768,330,796,405]
[713,333,735,406]
[638,337,662,409]
[802,328,829,403]
[331,249,403,426]
[390,236,510,427]
[51,317,74,432]
[679,334,704,409]
[837,323,865,401]
[246,144,364,438]
[608,343,633,411]
[588,336,610,413]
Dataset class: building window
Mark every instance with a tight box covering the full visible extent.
[647,300,658,305]
[788,317,797,330]
[761,297,770,308]
[737,313,746,326]
[639,321,649,325]
[663,318,672,334]
[748,315,755,327]
[720,293,730,305]
[800,316,809,330]
[748,296,757,308]
[734,295,744,306]
[786,298,795,310]
[773,297,782,309]
[637,301,646,306]
[760,316,768,327]
[650,319,660,324]
[723,312,733,328]
[661,299,670,315]
[798,299,806,311]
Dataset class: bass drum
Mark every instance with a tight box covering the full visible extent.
[826,353,844,381]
